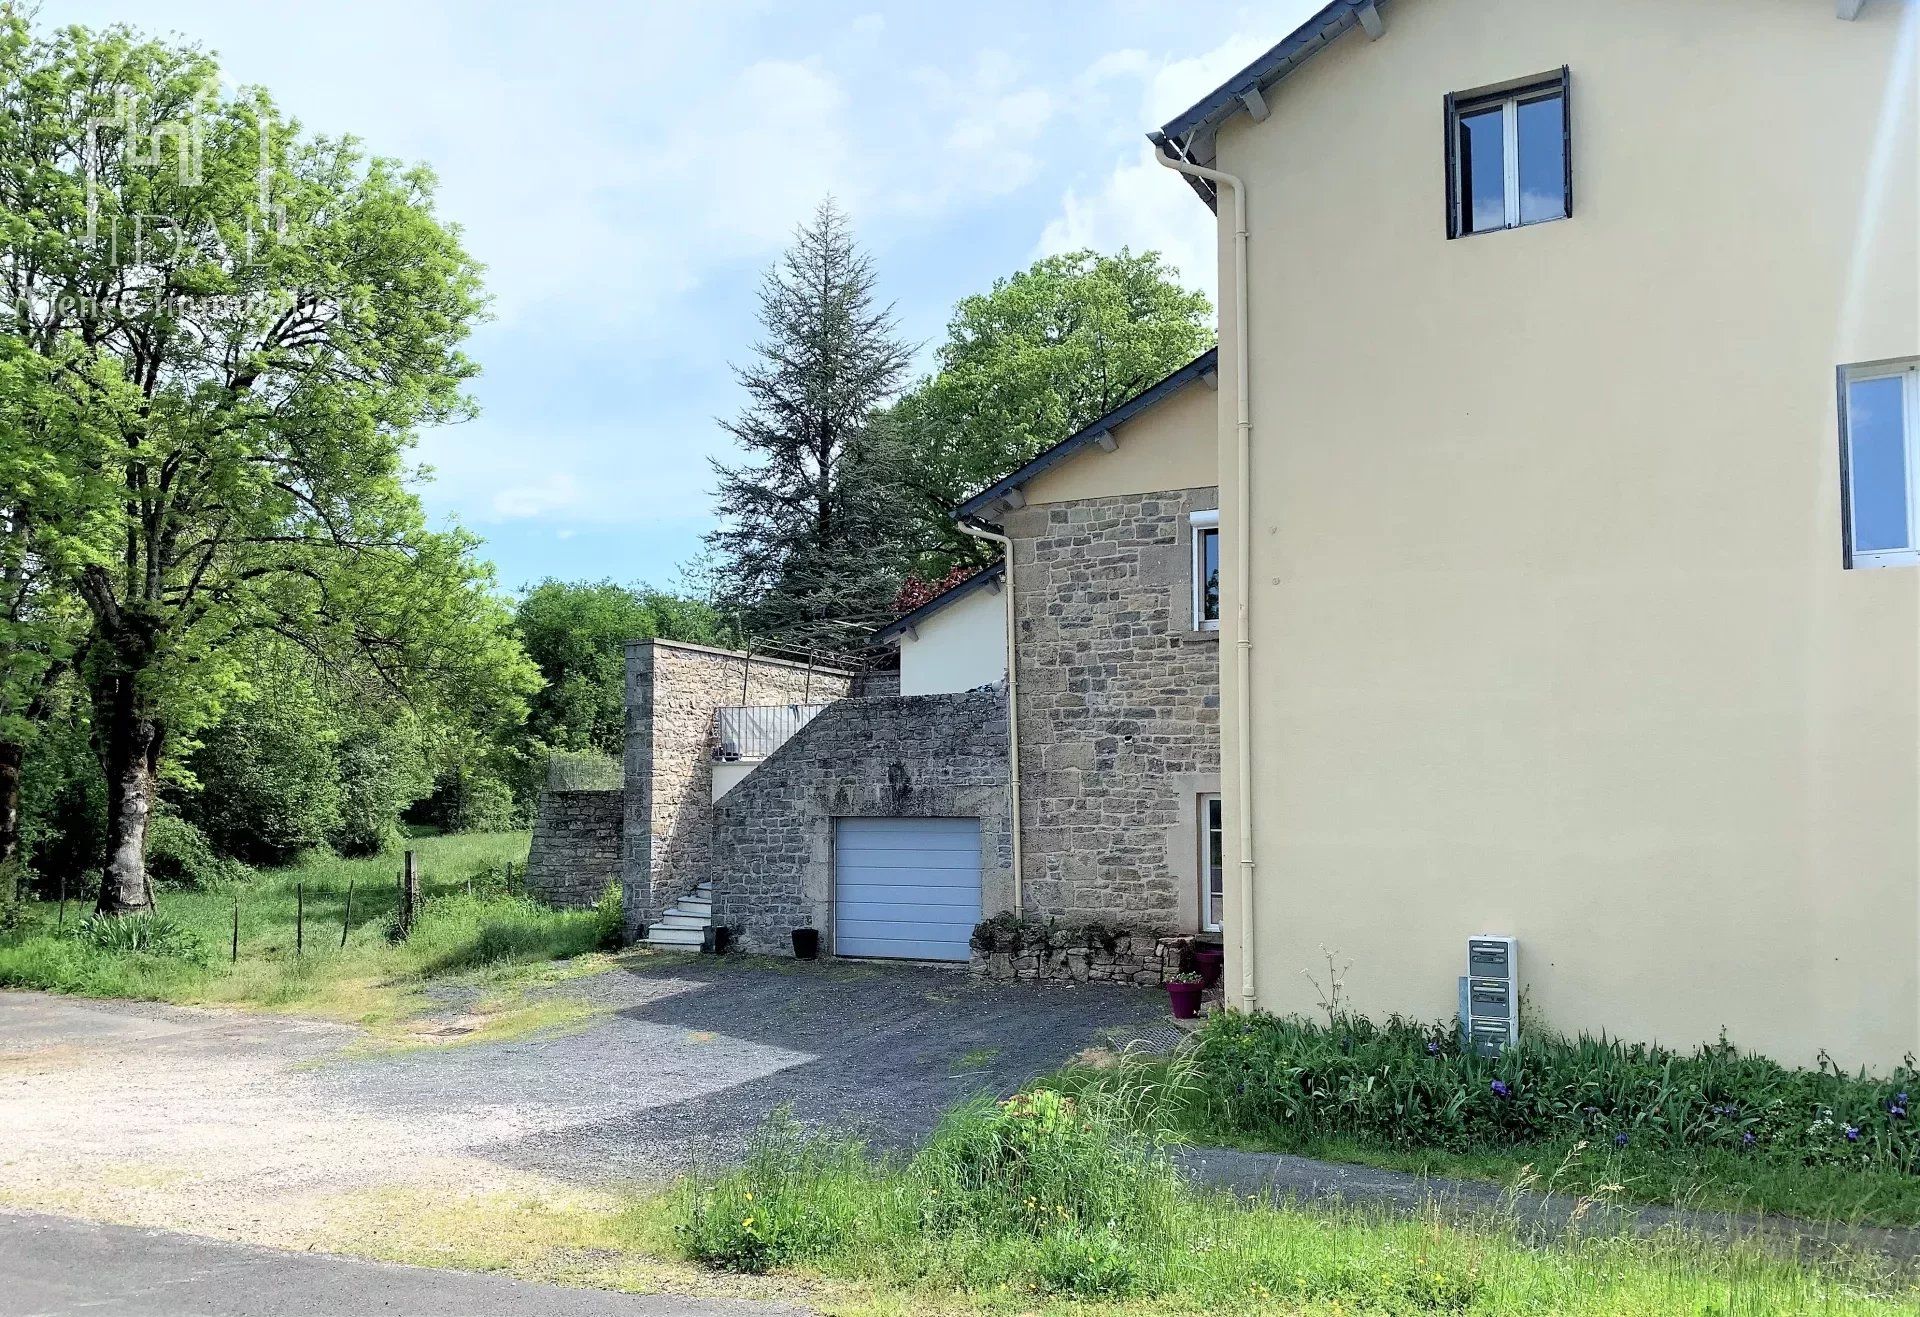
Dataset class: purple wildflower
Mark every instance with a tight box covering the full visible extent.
[1490,1080,1511,1099]
[1614,1132,1630,1148]
[1741,1131,1757,1147]
[1427,1042,1441,1056]
[1845,1125,1861,1143]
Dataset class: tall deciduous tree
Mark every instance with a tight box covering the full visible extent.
[514,580,731,756]
[888,249,1212,572]
[704,200,913,653]
[0,18,527,913]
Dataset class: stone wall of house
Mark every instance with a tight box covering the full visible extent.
[709,689,1010,954]
[524,789,624,909]
[1000,487,1222,931]
[622,640,854,939]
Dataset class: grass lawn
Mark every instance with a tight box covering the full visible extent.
[1047,1049,1920,1230]
[336,1095,1920,1317]
[0,831,621,1041]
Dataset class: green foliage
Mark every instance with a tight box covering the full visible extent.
[330,717,431,857]
[417,767,520,834]
[64,912,209,965]
[672,1085,1909,1313]
[144,813,248,890]
[703,200,915,652]
[887,248,1213,573]
[968,910,1133,957]
[515,580,730,755]
[0,14,536,912]
[679,1110,870,1273]
[16,707,104,893]
[1191,1012,1920,1174]
[0,831,603,1008]
[187,695,343,866]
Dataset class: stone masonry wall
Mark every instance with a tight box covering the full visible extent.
[524,789,623,909]
[1001,487,1221,931]
[622,640,853,940]
[709,689,1010,954]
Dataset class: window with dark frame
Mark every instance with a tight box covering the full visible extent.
[1191,510,1220,631]
[1446,69,1570,238]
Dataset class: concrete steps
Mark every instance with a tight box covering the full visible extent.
[643,881,714,950]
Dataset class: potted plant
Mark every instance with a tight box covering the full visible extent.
[1166,970,1205,1020]
[791,926,820,960]
[1193,944,1224,989]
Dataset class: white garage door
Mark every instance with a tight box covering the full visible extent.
[833,818,982,961]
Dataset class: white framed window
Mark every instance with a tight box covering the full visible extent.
[1446,69,1570,238]
[1842,359,1920,568]
[1190,509,1220,631]
[1200,794,1223,932]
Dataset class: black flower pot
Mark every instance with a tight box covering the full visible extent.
[791,927,820,960]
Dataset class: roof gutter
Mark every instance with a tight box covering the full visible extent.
[1153,144,1258,1013]
[958,517,1023,915]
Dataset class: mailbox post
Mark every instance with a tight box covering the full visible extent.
[1459,935,1518,1057]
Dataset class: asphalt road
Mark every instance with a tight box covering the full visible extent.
[0,1211,800,1317]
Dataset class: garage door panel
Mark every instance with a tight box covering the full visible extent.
[835,886,980,912]
[834,818,982,962]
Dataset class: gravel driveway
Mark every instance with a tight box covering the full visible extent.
[0,954,1160,1247]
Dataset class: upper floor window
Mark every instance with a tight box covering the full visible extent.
[1446,69,1570,238]
[1842,360,1920,568]
[1191,509,1220,630]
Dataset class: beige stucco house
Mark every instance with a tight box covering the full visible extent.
[1154,0,1919,1065]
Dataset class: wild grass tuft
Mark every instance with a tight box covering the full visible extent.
[671,1083,1920,1312]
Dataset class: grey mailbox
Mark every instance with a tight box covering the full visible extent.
[1458,935,1518,1057]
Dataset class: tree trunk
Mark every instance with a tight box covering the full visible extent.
[0,738,22,870]
[96,675,158,916]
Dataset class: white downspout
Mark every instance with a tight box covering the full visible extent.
[960,518,1024,913]
[1155,144,1257,1012]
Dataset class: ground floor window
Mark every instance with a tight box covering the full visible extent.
[1201,794,1223,931]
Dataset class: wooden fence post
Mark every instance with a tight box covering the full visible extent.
[230,898,239,963]
[340,877,354,948]
[56,874,65,928]
[400,850,419,937]
[296,882,304,957]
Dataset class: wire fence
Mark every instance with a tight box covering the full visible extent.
[545,749,625,791]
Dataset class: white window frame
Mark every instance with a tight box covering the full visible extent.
[1200,793,1223,933]
[1190,509,1220,632]
[1842,359,1920,569]
[1450,80,1567,235]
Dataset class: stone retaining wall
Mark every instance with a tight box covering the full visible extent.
[622,640,853,939]
[524,788,623,909]
[969,934,1173,988]
[709,688,1011,954]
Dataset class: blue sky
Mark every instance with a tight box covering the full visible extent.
[43,0,1318,594]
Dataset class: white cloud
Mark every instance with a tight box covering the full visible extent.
[491,471,583,519]
[1033,25,1293,306]
[1037,145,1217,300]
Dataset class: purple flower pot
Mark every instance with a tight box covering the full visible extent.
[1194,948,1224,990]
[1167,979,1204,1020]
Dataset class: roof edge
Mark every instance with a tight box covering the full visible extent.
[1154,0,1383,173]
[875,562,1008,645]
[952,347,1220,522]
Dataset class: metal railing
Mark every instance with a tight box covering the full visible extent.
[711,703,831,762]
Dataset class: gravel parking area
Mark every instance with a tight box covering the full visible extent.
[0,955,1160,1245]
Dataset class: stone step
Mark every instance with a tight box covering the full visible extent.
[645,926,705,947]
[674,899,712,917]
[657,912,709,930]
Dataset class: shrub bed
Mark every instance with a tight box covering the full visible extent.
[1192,1012,1920,1173]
